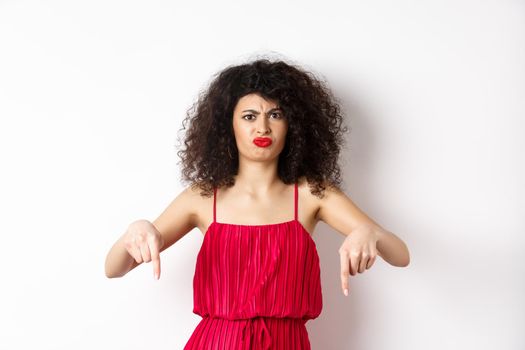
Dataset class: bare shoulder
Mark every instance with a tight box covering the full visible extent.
[315,180,380,236]
[314,179,347,223]
[185,184,216,235]
[297,176,338,214]
[296,176,325,234]
[151,184,203,252]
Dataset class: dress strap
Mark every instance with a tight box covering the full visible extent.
[294,182,298,221]
[213,187,217,223]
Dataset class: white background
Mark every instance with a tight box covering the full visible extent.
[0,0,523,349]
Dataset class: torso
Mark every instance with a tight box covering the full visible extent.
[195,176,321,237]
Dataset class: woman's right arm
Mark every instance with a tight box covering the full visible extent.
[104,186,198,279]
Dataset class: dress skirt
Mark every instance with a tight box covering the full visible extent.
[183,316,311,350]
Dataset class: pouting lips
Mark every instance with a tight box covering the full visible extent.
[253,138,272,147]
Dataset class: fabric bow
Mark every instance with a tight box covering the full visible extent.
[240,317,273,350]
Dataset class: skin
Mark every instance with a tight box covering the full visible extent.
[104,93,411,297]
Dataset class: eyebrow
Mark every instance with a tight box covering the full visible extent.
[241,107,282,114]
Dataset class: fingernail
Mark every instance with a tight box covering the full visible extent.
[344,289,348,296]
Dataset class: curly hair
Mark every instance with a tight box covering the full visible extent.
[175,56,350,198]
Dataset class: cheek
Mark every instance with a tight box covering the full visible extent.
[233,124,251,144]
[278,126,289,143]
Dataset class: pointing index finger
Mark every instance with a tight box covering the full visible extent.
[148,236,161,280]
[339,249,350,296]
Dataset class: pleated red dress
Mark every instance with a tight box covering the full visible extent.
[184,182,323,349]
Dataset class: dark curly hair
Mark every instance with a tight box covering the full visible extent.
[175,56,350,198]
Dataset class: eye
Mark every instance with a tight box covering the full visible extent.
[270,112,283,119]
[242,114,255,121]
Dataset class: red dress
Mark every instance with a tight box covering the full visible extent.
[184,182,323,349]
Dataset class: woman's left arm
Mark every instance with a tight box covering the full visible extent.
[317,184,410,294]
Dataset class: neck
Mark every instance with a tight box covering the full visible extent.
[234,157,283,194]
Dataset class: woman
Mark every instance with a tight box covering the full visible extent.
[105,57,410,349]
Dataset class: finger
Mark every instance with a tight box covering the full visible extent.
[359,252,369,273]
[367,251,377,269]
[350,250,360,276]
[139,239,152,263]
[126,241,143,263]
[148,236,161,280]
[339,249,350,296]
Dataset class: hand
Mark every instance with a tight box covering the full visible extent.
[124,219,164,280]
[339,224,382,296]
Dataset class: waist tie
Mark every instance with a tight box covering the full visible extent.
[240,317,273,350]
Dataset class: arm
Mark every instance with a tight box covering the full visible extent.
[317,184,410,267]
[104,186,198,278]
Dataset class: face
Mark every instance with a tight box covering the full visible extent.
[232,93,288,161]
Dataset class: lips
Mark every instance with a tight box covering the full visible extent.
[253,137,272,147]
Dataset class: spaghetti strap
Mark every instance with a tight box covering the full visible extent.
[186,178,323,350]
[294,182,298,221]
[213,187,217,223]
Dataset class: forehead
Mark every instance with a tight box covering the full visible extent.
[234,93,280,111]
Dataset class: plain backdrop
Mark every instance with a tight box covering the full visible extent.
[0,0,523,349]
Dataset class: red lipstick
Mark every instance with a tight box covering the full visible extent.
[253,137,272,147]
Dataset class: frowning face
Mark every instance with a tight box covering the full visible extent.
[232,93,288,162]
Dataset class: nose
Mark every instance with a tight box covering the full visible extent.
[257,119,270,135]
